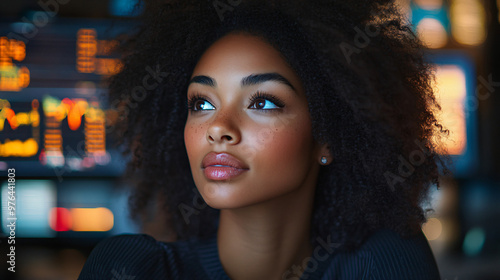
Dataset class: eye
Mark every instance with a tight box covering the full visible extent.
[187,93,215,112]
[248,91,285,111]
[249,99,279,110]
[192,100,215,111]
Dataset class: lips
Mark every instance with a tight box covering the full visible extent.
[202,152,249,180]
[202,152,249,169]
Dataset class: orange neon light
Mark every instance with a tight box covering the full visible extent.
[70,207,114,232]
[49,207,114,232]
[95,58,122,76]
[0,138,38,157]
[76,29,122,75]
[76,29,97,73]
[0,37,29,91]
[41,96,107,158]
[0,65,30,91]
[431,65,467,155]
[0,37,25,63]
[0,99,40,131]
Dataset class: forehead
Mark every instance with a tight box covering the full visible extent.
[190,33,302,89]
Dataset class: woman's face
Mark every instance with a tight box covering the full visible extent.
[184,33,324,209]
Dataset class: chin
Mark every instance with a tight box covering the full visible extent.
[196,184,254,210]
[198,187,242,209]
[201,197,241,210]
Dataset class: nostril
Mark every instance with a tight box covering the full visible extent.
[206,126,238,144]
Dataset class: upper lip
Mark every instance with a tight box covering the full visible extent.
[202,152,249,169]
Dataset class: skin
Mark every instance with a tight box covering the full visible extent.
[184,32,332,280]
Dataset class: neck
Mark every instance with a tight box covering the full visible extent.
[217,182,316,280]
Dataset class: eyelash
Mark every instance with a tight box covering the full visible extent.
[187,91,285,113]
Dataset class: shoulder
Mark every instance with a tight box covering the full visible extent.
[77,234,199,280]
[359,228,441,280]
[321,229,441,280]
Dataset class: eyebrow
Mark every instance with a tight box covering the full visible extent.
[188,72,296,91]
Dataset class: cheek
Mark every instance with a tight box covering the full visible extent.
[184,122,205,162]
[250,115,315,171]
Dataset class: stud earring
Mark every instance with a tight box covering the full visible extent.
[321,156,328,165]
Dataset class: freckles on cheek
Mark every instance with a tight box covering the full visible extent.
[184,124,206,154]
[258,124,312,163]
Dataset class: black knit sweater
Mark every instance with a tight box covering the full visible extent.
[78,228,440,279]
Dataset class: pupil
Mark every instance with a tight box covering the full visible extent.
[257,100,265,109]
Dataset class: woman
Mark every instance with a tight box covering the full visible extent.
[79,0,450,279]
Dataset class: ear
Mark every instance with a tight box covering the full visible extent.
[315,141,332,165]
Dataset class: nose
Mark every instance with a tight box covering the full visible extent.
[206,111,241,145]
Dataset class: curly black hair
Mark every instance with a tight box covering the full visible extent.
[107,0,451,251]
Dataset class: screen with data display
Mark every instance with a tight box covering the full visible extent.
[0,19,136,177]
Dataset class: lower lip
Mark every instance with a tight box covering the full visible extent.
[203,166,248,180]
